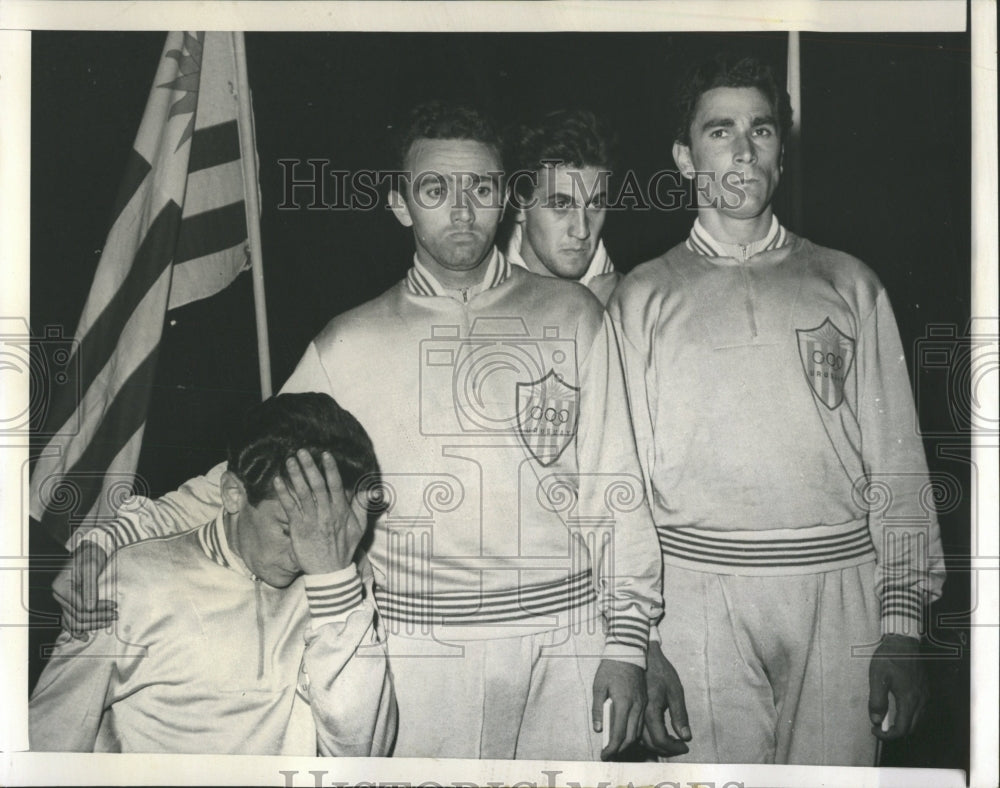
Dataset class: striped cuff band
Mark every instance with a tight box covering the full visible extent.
[881,587,925,638]
[605,609,651,652]
[304,566,364,626]
[375,570,596,626]
[78,522,126,555]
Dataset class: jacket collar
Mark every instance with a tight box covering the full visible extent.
[506,223,615,286]
[198,511,255,579]
[686,215,788,260]
[404,247,511,300]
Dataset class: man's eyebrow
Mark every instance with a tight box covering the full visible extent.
[545,187,576,201]
[461,172,501,186]
[417,172,447,187]
[752,114,777,126]
[701,117,735,131]
[545,186,608,204]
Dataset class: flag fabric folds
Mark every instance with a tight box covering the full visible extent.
[30,31,256,544]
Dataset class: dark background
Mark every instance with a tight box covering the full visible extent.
[28,30,972,770]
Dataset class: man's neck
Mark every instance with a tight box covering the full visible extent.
[697,208,774,246]
[222,511,243,563]
[416,249,491,290]
[517,238,555,278]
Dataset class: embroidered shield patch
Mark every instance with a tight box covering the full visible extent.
[796,318,856,410]
[516,370,580,466]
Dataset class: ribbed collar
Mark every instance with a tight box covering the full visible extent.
[404,247,511,300]
[686,215,788,260]
[506,223,616,286]
[198,511,255,580]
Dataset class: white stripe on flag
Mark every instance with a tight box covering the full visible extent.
[182,159,245,216]
[29,264,172,521]
[169,243,249,310]
[194,32,239,130]
[73,177,162,341]
[76,426,147,527]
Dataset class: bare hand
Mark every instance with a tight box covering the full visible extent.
[641,641,691,756]
[273,450,367,575]
[592,658,646,760]
[869,634,928,740]
[51,541,114,640]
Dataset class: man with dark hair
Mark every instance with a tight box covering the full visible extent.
[31,393,396,755]
[608,54,944,765]
[393,99,504,175]
[55,100,686,761]
[671,53,793,149]
[503,109,620,304]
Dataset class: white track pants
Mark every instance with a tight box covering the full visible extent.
[657,561,880,765]
[387,622,606,759]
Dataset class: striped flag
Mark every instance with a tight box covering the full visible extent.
[30,32,257,544]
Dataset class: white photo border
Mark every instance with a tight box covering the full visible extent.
[1,2,995,787]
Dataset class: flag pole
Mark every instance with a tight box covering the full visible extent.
[232,31,272,399]
[786,31,803,234]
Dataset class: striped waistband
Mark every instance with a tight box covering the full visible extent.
[374,569,596,626]
[657,520,876,576]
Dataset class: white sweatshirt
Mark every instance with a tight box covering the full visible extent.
[607,222,945,637]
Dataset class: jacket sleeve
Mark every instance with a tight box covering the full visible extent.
[67,342,334,557]
[29,631,120,751]
[566,310,664,667]
[857,288,946,638]
[299,566,397,756]
[29,555,138,751]
[68,465,224,556]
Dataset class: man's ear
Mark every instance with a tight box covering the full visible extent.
[499,181,511,223]
[389,189,413,228]
[511,192,526,225]
[673,141,695,181]
[220,470,247,515]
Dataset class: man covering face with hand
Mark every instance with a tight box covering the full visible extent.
[31,393,396,755]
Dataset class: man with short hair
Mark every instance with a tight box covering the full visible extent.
[30,393,396,755]
[504,109,621,305]
[54,101,687,761]
[608,54,945,765]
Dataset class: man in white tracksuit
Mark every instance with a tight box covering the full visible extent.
[502,108,691,757]
[52,101,689,761]
[31,393,396,755]
[503,109,621,306]
[607,54,945,765]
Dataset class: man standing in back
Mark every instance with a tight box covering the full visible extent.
[504,109,621,305]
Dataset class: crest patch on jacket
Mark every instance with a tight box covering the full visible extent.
[796,318,856,409]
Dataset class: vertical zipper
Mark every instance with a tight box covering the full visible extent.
[254,580,265,680]
[737,245,759,339]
